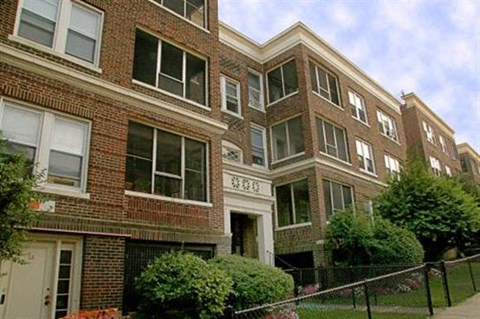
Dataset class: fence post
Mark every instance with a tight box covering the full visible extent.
[364,280,372,319]
[349,266,356,309]
[440,261,452,307]
[467,259,477,292]
[423,264,434,316]
[224,305,234,319]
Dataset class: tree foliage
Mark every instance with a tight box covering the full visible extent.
[135,252,233,319]
[210,255,294,310]
[0,140,41,262]
[327,209,424,265]
[375,159,480,261]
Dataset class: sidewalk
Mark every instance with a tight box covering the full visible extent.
[432,293,480,318]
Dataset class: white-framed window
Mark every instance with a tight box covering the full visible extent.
[349,91,368,124]
[15,0,103,65]
[316,117,349,162]
[152,0,207,29]
[248,70,264,110]
[448,140,459,160]
[323,179,354,220]
[275,179,310,228]
[384,153,401,179]
[310,61,341,106]
[222,141,242,164]
[445,165,452,176]
[429,156,441,176]
[439,135,447,153]
[0,100,90,192]
[220,76,241,116]
[422,121,437,145]
[377,110,399,142]
[356,139,375,174]
[250,124,266,167]
[271,116,304,161]
[267,59,298,104]
[133,29,207,106]
[125,121,208,202]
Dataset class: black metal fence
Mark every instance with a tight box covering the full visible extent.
[225,254,480,319]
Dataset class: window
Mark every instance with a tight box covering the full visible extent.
[471,160,479,175]
[422,121,436,145]
[384,154,401,179]
[445,165,452,176]
[0,101,89,191]
[275,179,310,227]
[154,0,207,28]
[267,60,298,104]
[448,140,458,160]
[356,139,375,174]
[222,141,242,163]
[221,76,241,116]
[310,61,340,106]
[377,110,399,142]
[16,0,103,65]
[251,125,266,167]
[271,117,304,161]
[125,122,207,202]
[316,117,349,162]
[133,29,206,106]
[323,179,353,220]
[349,91,368,124]
[248,70,264,110]
[429,156,441,176]
[439,135,447,153]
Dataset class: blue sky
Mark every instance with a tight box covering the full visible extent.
[219,0,480,152]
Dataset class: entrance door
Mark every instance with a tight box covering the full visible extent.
[231,213,245,256]
[0,242,55,319]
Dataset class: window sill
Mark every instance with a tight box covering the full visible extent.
[147,0,210,33]
[359,169,378,178]
[221,108,243,119]
[275,222,312,231]
[249,105,266,113]
[352,116,370,127]
[125,190,213,207]
[36,186,90,200]
[132,79,211,111]
[380,133,401,145]
[312,91,343,110]
[8,35,102,74]
[252,163,269,170]
[271,152,305,165]
[319,152,352,166]
[266,91,299,107]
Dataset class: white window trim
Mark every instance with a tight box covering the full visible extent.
[324,179,354,219]
[13,0,104,67]
[429,156,442,176]
[377,110,399,142]
[220,75,242,118]
[250,123,268,168]
[0,98,91,194]
[147,0,209,31]
[266,58,298,106]
[384,153,401,179]
[349,90,369,125]
[356,138,376,175]
[247,69,265,111]
[274,178,310,228]
[445,165,452,176]
[270,116,304,162]
[222,140,243,164]
[439,135,447,153]
[310,60,341,107]
[317,117,350,163]
[422,121,437,145]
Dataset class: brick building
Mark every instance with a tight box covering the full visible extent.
[0,0,447,317]
[457,143,480,185]
[401,93,461,176]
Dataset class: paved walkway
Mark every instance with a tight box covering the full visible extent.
[432,294,480,318]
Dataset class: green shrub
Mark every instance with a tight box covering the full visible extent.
[135,252,233,319]
[210,255,294,310]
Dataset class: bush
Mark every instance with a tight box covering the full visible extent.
[210,255,294,310]
[327,209,424,265]
[135,252,232,319]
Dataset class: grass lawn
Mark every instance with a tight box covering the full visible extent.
[297,308,428,319]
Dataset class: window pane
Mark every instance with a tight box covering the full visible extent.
[332,182,343,211]
[309,61,318,93]
[2,105,41,146]
[342,185,353,208]
[293,180,310,224]
[288,117,304,155]
[185,139,205,171]
[248,72,261,90]
[317,67,328,92]
[156,130,181,176]
[48,151,82,187]
[328,74,340,105]
[276,184,293,227]
[126,156,152,193]
[154,175,181,197]
[186,53,206,105]
[251,128,264,166]
[51,118,86,156]
[225,80,239,113]
[163,0,184,16]
[272,122,287,160]
[323,180,332,219]
[133,29,158,86]
[3,143,36,164]
[185,139,206,201]
[185,170,205,201]
[57,280,70,294]
[267,67,283,103]
[335,127,348,161]
[324,122,336,156]
[282,60,298,95]
[18,10,55,47]
[65,30,96,62]
[186,0,205,27]
[161,42,183,80]
[69,4,99,39]
[127,122,153,159]
[317,119,326,153]
[23,0,58,20]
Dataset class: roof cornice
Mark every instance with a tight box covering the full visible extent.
[457,143,480,161]
[219,21,402,114]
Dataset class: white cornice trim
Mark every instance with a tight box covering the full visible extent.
[0,43,228,134]
[457,143,480,161]
[402,93,455,136]
[219,21,401,114]
[223,161,271,179]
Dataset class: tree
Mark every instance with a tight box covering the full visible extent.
[0,139,41,262]
[375,159,480,261]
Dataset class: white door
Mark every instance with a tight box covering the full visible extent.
[0,242,55,319]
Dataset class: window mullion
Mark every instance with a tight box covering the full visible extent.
[290,184,296,224]
[54,0,70,53]
[285,122,291,157]
[183,0,187,17]
[182,51,187,98]
[181,137,185,199]
[315,66,319,93]
[332,124,338,156]
[156,41,162,88]
[151,129,157,194]
[280,66,285,97]
[328,181,334,214]
[38,113,55,182]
